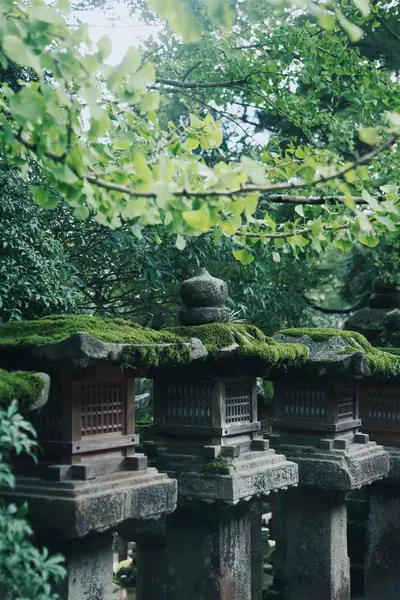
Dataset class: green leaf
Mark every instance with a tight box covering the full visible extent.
[351,0,370,17]
[233,248,254,265]
[183,208,211,232]
[336,11,364,42]
[241,156,266,185]
[30,187,59,209]
[73,206,89,220]
[97,35,112,60]
[175,234,186,250]
[359,127,378,146]
[2,36,41,73]
[294,205,305,217]
[272,251,281,263]
[359,234,380,247]
[140,92,161,113]
[361,189,381,212]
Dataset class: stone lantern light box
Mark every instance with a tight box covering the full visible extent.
[0,315,204,480]
[270,328,400,454]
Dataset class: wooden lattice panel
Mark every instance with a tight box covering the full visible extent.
[163,381,212,425]
[337,387,356,421]
[363,388,400,428]
[225,379,252,423]
[80,380,126,436]
[281,387,327,422]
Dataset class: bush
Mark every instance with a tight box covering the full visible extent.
[0,399,66,599]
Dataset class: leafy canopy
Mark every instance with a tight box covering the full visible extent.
[0,0,399,265]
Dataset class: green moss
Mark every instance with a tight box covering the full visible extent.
[0,369,44,403]
[381,347,400,357]
[278,328,400,377]
[0,314,186,347]
[167,323,309,368]
[0,314,193,369]
[202,457,231,475]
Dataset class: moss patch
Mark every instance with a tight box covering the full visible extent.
[0,369,44,403]
[167,323,309,368]
[0,315,193,368]
[0,315,187,347]
[381,347,400,357]
[202,457,231,476]
[279,328,400,377]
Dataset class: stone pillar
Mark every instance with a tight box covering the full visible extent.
[284,488,349,600]
[56,533,113,600]
[365,476,400,600]
[2,471,177,600]
[165,503,251,600]
[268,329,391,600]
[119,517,167,600]
[251,503,264,600]
[266,494,287,600]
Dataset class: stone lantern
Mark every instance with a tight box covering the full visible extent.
[345,276,400,345]
[0,315,205,600]
[143,270,300,600]
[355,310,400,600]
[266,328,390,600]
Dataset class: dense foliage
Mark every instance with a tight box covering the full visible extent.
[0,396,65,599]
[0,166,79,322]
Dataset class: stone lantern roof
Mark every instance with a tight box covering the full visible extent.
[273,327,400,379]
[0,314,207,372]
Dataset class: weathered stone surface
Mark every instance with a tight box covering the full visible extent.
[365,482,400,600]
[180,268,228,308]
[273,332,368,376]
[55,533,113,600]
[283,488,350,600]
[2,469,177,538]
[0,331,207,370]
[158,447,298,505]
[179,305,230,326]
[267,435,389,490]
[165,502,252,600]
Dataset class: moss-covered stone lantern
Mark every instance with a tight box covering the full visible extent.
[141,270,302,600]
[265,328,392,600]
[0,315,210,600]
[353,310,400,600]
[0,315,201,480]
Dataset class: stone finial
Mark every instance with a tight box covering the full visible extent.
[179,268,230,325]
[369,276,400,309]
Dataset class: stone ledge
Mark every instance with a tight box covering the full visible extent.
[267,439,389,490]
[160,450,299,505]
[1,468,177,538]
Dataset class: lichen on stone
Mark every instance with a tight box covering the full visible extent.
[167,323,309,368]
[0,369,44,403]
[277,328,400,377]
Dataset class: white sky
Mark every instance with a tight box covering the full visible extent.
[72,5,160,64]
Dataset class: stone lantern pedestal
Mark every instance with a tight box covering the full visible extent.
[266,329,391,600]
[0,316,201,600]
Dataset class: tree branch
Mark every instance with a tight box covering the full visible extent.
[86,134,398,199]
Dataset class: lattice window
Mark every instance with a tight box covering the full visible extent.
[282,388,326,422]
[163,382,212,425]
[225,379,252,423]
[80,381,126,436]
[367,391,400,423]
[337,388,355,421]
